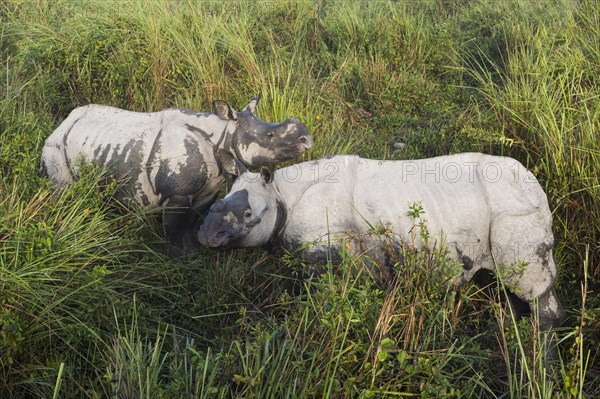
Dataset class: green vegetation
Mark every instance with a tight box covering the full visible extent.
[1,0,598,397]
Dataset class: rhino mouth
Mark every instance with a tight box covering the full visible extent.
[198,229,231,248]
[206,236,229,248]
[199,226,249,249]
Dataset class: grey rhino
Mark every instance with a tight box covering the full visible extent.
[41,94,312,254]
[198,153,564,331]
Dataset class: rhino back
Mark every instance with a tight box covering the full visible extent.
[353,155,492,246]
[45,105,224,207]
[279,153,549,252]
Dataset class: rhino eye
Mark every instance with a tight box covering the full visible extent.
[266,131,276,140]
[244,209,253,218]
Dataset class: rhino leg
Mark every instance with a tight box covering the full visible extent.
[299,238,394,285]
[289,244,343,280]
[492,277,562,328]
[162,195,200,257]
[536,286,565,330]
[535,287,565,360]
[491,213,564,358]
[490,212,560,317]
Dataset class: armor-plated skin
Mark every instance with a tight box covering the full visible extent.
[198,153,565,331]
[41,95,312,254]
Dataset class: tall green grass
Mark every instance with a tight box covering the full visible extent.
[1,0,598,397]
[461,4,599,279]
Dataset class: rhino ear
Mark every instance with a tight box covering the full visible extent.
[213,100,237,120]
[260,166,274,184]
[243,92,262,114]
[216,149,246,178]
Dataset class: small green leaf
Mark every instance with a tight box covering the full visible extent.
[397,350,408,365]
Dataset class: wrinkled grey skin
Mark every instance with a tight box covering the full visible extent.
[198,154,564,332]
[41,94,312,254]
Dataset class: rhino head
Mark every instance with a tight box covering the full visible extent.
[214,94,312,169]
[198,167,282,248]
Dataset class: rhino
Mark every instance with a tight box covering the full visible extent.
[41,94,312,254]
[198,153,565,331]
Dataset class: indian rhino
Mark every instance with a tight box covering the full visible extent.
[198,153,565,331]
[40,94,312,254]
